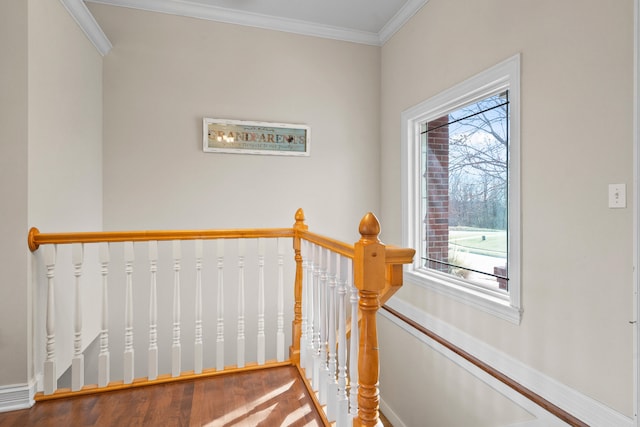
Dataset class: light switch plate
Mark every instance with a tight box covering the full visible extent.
[609,183,626,208]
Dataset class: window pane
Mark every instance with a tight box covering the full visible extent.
[447,91,508,123]
[422,91,509,290]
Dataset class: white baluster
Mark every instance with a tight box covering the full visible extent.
[43,245,57,395]
[71,243,84,392]
[98,243,110,388]
[172,241,182,377]
[123,241,135,384]
[194,239,203,374]
[216,240,225,371]
[148,241,158,380]
[276,238,285,362]
[307,244,319,381]
[299,239,309,369]
[257,238,265,365]
[318,247,329,404]
[326,250,338,420]
[336,255,349,426]
[237,239,245,368]
[348,260,359,419]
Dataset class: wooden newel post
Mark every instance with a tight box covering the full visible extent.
[290,208,308,363]
[354,212,386,427]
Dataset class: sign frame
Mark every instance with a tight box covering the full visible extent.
[203,118,310,156]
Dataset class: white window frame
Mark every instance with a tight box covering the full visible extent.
[401,54,521,324]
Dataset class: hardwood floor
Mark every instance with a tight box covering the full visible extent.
[0,365,326,426]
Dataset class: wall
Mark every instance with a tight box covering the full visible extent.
[0,0,29,388]
[27,0,104,384]
[27,1,103,232]
[379,0,635,422]
[88,4,381,243]
[378,315,537,426]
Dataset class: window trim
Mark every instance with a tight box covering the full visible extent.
[401,54,521,324]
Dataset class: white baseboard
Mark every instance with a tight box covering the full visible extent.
[381,299,635,427]
[0,381,35,413]
[380,397,408,427]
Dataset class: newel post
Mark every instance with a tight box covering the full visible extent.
[290,208,308,363]
[354,212,386,427]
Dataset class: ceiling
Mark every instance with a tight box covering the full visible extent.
[85,0,428,45]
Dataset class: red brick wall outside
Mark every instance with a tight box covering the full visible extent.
[425,116,449,272]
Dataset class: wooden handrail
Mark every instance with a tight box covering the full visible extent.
[381,305,589,427]
[384,245,415,265]
[297,232,414,266]
[298,230,355,259]
[28,227,294,251]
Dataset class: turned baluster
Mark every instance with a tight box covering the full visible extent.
[123,242,135,384]
[276,238,286,362]
[326,250,339,420]
[257,238,266,365]
[311,243,322,386]
[237,239,246,368]
[71,243,84,392]
[43,244,57,395]
[148,241,158,380]
[194,239,204,374]
[318,247,329,404]
[336,255,350,426]
[172,241,182,377]
[98,242,110,388]
[306,242,318,379]
[216,239,225,371]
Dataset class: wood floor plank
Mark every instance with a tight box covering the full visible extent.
[0,365,326,426]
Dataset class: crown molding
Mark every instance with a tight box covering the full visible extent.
[87,0,383,45]
[59,0,112,55]
[62,0,428,53]
[379,0,429,44]
[85,0,428,46]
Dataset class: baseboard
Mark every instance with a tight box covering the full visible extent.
[382,298,635,427]
[0,381,35,413]
[380,397,408,427]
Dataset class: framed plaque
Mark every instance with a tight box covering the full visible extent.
[203,118,310,156]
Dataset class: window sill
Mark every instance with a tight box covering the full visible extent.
[405,269,522,324]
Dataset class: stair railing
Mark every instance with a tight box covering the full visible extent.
[28,208,414,427]
[291,209,415,426]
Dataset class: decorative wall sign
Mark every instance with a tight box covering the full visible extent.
[203,118,310,156]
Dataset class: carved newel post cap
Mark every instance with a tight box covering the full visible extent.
[293,208,308,231]
[359,212,381,242]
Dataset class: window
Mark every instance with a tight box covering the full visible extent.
[402,55,521,323]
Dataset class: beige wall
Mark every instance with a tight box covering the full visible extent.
[89,4,381,242]
[28,0,103,233]
[380,0,634,419]
[0,0,29,386]
[0,0,103,389]
[378,315,536,426]
[27,0,104,384]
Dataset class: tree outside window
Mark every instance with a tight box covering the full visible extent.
[421,91,509,290]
